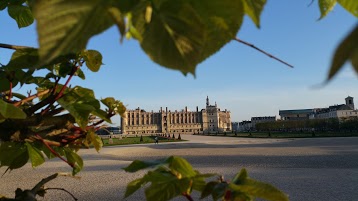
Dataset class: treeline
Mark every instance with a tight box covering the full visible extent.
[256,117,358,132]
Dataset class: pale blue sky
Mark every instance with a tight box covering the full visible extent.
[1,1,357,125]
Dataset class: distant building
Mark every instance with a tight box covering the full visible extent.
[279,109,314,121]
[231,122,239,131]
[251,116,276,129]
[238,121,252,131]
[121,97,232,135]
[310,97,357,120]
[281,96,357,121]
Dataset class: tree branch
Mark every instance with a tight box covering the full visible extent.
[25,94,56,115]
[0,43,34,50]
[234,37,294,68]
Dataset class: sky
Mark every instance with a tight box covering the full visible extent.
[1,1,357,125]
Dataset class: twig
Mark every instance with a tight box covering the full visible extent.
[44,188,78,201]
[41,66,79,115]
[234,37,294,68]
[13,89,50,107]
[92,113,115,127]
[8,82,12,101]
[46,106,65,116]
[52,77,61,95]
[0,43,34,50]
[31,173,59,194]
[25,94,55,115]
[35,134,74,168]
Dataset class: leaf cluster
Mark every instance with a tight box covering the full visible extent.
[0,47,126,174]
[123,156,288,201]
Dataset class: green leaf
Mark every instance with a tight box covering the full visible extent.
[5,48,39,70]
[53,62,74,78]
[129,0,245,74]
[328,24,358,80]
[124,178,148,198]
[318,0,337,19]
[242,0,267,28]
[167,156,196,177]
[101,97,126,117]
[201,181,220,199]
[7,4,34,28]
[123,158,167,172]
[75,68,86,80]
[0,71,15,93]
[57,86,100,128]
[112,0,141,13]
[192,173,217,192]
[25,142,45,168]
[86,130,103,152]
[101,97,116,108]
[64,148,83,175]
[0,99,26,119]
[33,0,114,65]
[229,180,288,201]
[107,7,126,43]
[0,142,29,171]
[232,168,248,185]
[91,108,112,123]
[338,0,358,17]
[144,171,191,201]
[130,0,205,75]
[125,157,215,200]
[0,0,10,11]
[212,182,229,201]
[229,169,289,201]
[81,50,103,72]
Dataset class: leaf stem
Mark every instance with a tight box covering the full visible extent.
[234,37,294,68]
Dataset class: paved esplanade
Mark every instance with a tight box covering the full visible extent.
[1,136,357,201]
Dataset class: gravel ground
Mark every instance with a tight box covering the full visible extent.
[0,135,357,201]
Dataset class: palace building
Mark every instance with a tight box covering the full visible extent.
[121,97,232,135]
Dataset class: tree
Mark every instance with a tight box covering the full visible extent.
[0,0,357,200]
